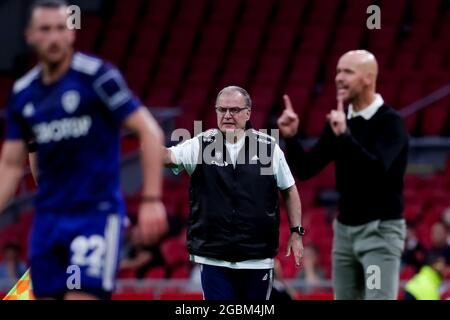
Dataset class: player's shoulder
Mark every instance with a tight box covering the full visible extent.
[12,65,42,95]
[250,129,277,145]
[376,104,404,124]
[71,51,104,76]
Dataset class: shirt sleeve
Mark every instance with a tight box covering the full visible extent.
[284,124,336,180]
[273,144,295,190]
[168,137,200,176]
[5,95,28,141]
[92,64,142,124]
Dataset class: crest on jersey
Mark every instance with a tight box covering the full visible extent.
[62,90,80,114]
[22,103,35,118]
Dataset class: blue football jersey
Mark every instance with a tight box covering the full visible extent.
[5,52,141,215]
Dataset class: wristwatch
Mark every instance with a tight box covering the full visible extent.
[290,226,305,236]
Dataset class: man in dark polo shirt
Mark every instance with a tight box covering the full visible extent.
[165,86,304,300]
[278,50,409,299]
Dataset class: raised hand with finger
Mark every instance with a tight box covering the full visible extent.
[277,94,300,138]
[326,98,347,136]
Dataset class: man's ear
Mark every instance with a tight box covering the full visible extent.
[68,29,76,46]
[365,72,375,87]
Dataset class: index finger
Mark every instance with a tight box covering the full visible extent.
[283,94,294,112]
[336,97,344,112]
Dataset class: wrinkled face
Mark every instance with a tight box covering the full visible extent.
[216,91,251,133]
[26,7,75,65]
[335,55,368,102]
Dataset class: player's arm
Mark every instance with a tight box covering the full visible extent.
[124,107,168,244]
[278,95,335,180]
[281,184,304,267]
[124,107,164,197]
[0,141,28,213]
[29,152,38,184]
[163,147,177,167]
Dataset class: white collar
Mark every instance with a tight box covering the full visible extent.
[347,94,384,120]
[224,134,245,148]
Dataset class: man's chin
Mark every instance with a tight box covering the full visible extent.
[42,51,68,65]
[221,125,236,131]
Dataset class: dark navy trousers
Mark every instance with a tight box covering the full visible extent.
[200,264,274,300]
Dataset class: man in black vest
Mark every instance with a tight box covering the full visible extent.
[277,50,409,299]
[165,86,304,300]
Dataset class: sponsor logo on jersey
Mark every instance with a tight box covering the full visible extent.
[33,116,92,144]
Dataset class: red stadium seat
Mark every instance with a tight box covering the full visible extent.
[308,0,340,25]
[265,25,298,54]
[379,0,407,24]
[208,0,241,26]
[152,55,187,87]
[160,237,189,268]
[75,15,102,52]
[170,265,191,279]
[341,0,374,26]
[403,204,423,224]
[411,0,441,22]
[130,26,164,57]
[142,0,176,27]
[400,265,417,281]
[400,23,434,51]
[98,26,133,66]
[145,85,176,107]
[144,266,166,279]
[160,289,203,300]
[368,24,399,51]
[185,55,221,85]
[273,0,306,26]
[110,0,143,25]
[332,25,364,53]
[232,25,264,55]
[124,56,153,96]
[419,101,450,136]
[418,51,445,73]
[249,84,278,113]
[241,0,274,26]
[176,0,208,27]
[112,290,154,300]
[178,84,211,116]
[197,24,233,56]
[393,51,418,72]
[165,25,198,57]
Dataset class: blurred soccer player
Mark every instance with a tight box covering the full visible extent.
[0,0,167,300]
[278,50,409,299]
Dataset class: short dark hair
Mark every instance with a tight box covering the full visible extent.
[28,0,69,24]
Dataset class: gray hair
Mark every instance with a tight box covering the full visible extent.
[216,86,252,109]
